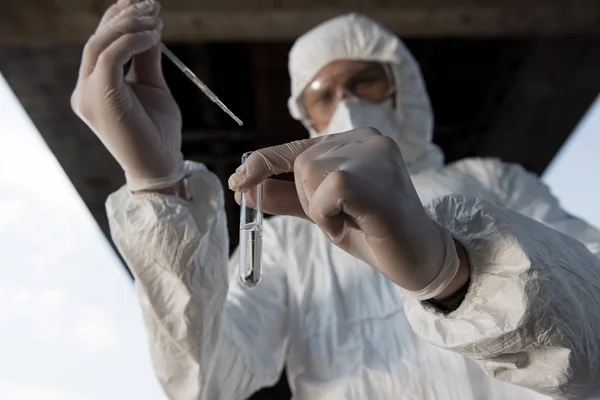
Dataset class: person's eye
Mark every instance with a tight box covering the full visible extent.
[350,72,388,98]
[311,91,334,105]
[352,74,380,89]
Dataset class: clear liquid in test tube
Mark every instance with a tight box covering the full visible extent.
[238,152,263,288]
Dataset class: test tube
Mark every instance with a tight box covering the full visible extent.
[238,152,263,288]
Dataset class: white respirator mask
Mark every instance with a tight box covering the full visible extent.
[313,98,427,166]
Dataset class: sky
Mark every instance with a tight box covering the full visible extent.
[542,93,600,228]
[0,74,165,400]
[0,71,598,399]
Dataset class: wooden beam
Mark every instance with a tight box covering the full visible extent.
[1,0,600,45]
[473,38,600,175]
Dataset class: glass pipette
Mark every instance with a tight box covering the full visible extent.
[161,44,243,126]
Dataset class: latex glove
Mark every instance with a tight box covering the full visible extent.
[228,128,467,299]
[71,0,185,191]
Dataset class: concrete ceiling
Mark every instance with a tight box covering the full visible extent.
[1,0,600,44]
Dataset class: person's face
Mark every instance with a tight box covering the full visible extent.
[300,60,395,134]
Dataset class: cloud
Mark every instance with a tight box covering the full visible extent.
[0,383,100,400]
[72,312,117,352]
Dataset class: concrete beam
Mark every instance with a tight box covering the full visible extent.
[0,46,124,239]
[1,0,600,44]
[473,38,600,175]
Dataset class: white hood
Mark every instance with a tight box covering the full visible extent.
[287,13,444,171]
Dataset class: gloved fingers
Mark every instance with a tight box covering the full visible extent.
[228,130,367,191]
[308,170,351,243]
[79,0,161,78]
[295,173,312,219]
[228,140,314,191]
[126,44,168,89]
[292,133,382,218]
[97,0,135,29]
[293,142,350,198]
[234,179,309,220]
[96,23,163,80]
[125,2,167,89]
[103,0,159,31]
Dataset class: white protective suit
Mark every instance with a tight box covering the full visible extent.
[106,13,600,400]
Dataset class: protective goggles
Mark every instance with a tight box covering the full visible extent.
[299,62,396,127]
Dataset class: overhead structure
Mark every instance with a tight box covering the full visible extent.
[1,0,600,44]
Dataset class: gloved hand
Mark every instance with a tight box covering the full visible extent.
[71,0,185,191]
[228,128,468,299]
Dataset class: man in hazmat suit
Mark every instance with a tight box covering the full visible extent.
[70,1,600,399]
